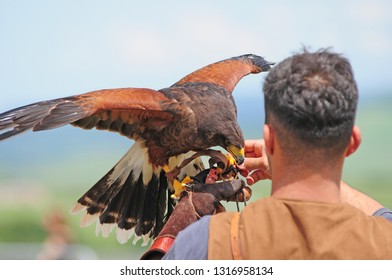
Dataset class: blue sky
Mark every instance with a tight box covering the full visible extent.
[0,0,391,111]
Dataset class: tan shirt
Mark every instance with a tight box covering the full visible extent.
[208,197,392,259]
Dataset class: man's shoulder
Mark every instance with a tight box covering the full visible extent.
[373,207,392,222]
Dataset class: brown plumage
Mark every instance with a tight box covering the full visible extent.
[0,54,273,244]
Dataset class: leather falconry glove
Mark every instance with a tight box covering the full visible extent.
[140,178,248,260]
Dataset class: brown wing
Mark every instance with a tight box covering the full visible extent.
[0,87,174,140]
[172,54,273,93]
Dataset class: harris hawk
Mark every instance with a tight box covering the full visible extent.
[0,54,273,245]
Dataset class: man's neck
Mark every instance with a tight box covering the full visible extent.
[270,160,343,204]
[271,174,341,203]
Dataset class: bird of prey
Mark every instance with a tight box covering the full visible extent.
[0,54,273,245]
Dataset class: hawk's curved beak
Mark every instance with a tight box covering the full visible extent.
[226,144,245,165]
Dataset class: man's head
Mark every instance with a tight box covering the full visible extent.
[263,49,360,164]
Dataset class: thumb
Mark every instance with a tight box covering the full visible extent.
[243,157,265,171]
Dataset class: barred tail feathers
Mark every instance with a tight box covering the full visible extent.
[70,141,205,245]
[70,141,164,245]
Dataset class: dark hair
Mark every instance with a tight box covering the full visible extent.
[263,49,358,154]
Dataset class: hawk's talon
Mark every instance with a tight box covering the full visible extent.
[170,175,193,199]
[215,153,239,181]
[166,152,240,199]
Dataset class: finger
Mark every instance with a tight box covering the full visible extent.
[246,176,255,186]
[244,139,258,154]
[247,169,271,185]
[239,168,249,177]
[243,157,265,171]
[244,139,264,157]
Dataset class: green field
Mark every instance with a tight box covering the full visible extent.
[0,95,391,259]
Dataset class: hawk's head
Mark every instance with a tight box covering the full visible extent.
[208,119,245,165]
[237,54,275,74]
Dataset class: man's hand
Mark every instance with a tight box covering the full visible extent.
[240,139,271,185]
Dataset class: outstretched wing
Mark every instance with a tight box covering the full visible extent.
[0,88,174,141]
[172,54,273,93]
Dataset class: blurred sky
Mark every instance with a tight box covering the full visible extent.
[0,0,391,111]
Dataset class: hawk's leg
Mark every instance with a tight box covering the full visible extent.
[163,151,239,200]
[163,165,193,199]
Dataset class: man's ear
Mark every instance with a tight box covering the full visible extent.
[345,126,362,157]
[263,124,275,155]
